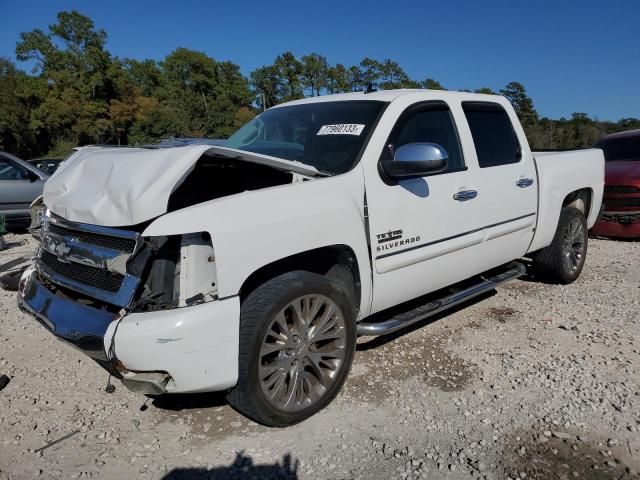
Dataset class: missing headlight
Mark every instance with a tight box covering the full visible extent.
[177,232,218,307]
[129,232,217,312]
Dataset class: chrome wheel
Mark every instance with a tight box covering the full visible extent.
[562,216,585,273]
[258,294,347,412]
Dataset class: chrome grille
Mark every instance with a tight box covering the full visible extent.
[48,223,136,253]
[41,251,124,293]
[36,214,141,307]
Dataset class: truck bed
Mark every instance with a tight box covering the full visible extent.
[528,148,605,252]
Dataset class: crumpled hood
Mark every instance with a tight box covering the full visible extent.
[44,145,213,226]
[44,145,319,227]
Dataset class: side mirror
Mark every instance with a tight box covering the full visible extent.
[26,170,40,182]
[380,142,448,180]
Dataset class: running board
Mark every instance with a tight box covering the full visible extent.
[357,262,526,336]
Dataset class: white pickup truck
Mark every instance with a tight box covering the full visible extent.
[18,90,604,427]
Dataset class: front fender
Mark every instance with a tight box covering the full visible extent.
[142,167,372,316]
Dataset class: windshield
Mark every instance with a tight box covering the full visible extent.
[225,100,386,174]
[595,136,640,162]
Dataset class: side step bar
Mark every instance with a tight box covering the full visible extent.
[357,262,526,336]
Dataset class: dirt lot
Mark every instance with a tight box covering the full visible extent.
[0,232,638,480]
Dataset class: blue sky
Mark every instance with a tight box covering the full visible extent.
[1,0,638,121]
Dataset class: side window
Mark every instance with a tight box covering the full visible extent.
[385,103,465,173]
[0,159,28,180]
[462,102,521,168]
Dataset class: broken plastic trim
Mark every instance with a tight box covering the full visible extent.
[120,371,171,395]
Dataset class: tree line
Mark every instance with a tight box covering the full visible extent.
[1,11,638,159]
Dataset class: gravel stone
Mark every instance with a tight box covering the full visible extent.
[0,234,638,479]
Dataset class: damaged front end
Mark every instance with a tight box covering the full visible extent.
[18,211,230,394]
[18,145,317,395]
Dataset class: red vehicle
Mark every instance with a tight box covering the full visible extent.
[591,129,640,239]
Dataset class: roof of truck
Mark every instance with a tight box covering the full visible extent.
[276,88,502,108]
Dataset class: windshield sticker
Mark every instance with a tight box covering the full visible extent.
[317,124,365,136]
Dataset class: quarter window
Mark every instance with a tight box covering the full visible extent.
[462,102,521,168]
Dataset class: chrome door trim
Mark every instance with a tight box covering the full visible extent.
[375,212,536,260]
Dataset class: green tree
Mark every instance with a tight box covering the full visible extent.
[161,48,217,113]
[127,102,189,144]
[157,48,252,138]
[421,78,446,90]
[15,10,115,149]
[0,59,37,155]
[274,52,303,101]
[123,58,162,97]
[377,59,411,89]
[474,87,496,94]
[326,63,350,94]
[217,61,252,107]
[500,81,538,125]
[301,53,328,96]
[250,64,283,109]
[359,58,381,89]
[348,65,365,91]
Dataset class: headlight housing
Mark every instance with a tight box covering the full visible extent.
[29,199,47,239]
[129,232,217,312]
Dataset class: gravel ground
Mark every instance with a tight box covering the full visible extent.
[0,232,638,480]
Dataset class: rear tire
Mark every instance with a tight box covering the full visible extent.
[227,271,356,427]
[532,207,588,284]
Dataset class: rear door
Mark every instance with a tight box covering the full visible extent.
[460,101,538,263]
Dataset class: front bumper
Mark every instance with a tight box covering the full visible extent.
[104,298,240,393]
[17,266,118,360]
[18,267,241,393]
[591,212,640,239]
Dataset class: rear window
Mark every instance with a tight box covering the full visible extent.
[462,102,521,168]
[595,136,640,162]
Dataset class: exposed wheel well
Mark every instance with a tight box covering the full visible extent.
[238,245,361,312]
[562,188,592,218]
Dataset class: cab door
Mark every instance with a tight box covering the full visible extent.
[459,101,538,265]
[364,100,486,313]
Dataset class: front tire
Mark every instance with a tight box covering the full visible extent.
[227,271,356,427]
[532,207,588,284]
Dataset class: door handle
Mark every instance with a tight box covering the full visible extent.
[453,190,478,201]
[516,178,534,188]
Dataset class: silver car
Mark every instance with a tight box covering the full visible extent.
[0,151,49,227]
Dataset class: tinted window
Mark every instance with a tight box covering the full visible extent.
[0,159,28,180]
[463,102,521,168]
[595,136,640,162]
[226,101,385,174]
[386,104,465,172]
